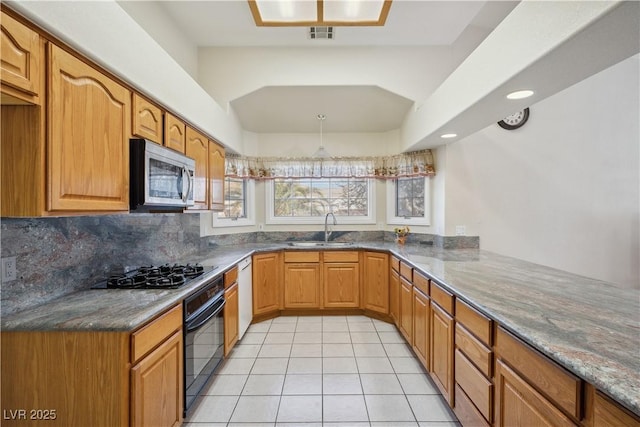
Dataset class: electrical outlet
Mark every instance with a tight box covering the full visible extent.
[258,223,264,231]
[1,257,17,282]
[455,225,466,236]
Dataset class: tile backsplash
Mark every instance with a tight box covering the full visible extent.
[1,214,478,315]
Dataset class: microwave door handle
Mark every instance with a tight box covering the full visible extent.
[181,166,191,203]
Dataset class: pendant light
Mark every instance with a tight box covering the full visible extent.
[313,114,331,158]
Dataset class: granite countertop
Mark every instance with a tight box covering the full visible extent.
[1,241,638,415]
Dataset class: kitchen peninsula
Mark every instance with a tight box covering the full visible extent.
[2,241,639,426]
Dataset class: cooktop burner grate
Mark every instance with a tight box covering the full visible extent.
[94,263,214,289]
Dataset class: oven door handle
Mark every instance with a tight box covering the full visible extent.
[185,298,226,333]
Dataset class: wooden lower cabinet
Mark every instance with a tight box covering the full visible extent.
[495,359,577,427]
[592,390,640,427]
[324,261,360,308]
[362,251,389,314]
[253,252,281,316]
[284,262,321,308]
[131,330,183,427]
[224,282,239,356]
[399,277,413,342]
[430,302,454,406]
[0,304,183,427]
[389,268,400,326]
[412,286,429,369]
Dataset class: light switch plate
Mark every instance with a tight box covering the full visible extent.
[455,225,466,236]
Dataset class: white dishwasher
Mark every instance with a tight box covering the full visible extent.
[237,256,253,339]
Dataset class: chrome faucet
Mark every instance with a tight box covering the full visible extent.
[324,212,337,242]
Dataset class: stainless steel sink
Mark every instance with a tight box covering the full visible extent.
[287,241,353,247]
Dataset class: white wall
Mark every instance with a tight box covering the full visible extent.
[116,1,198,79]
[443,55,639,289]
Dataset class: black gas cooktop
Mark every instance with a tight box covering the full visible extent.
[92,263,216,289]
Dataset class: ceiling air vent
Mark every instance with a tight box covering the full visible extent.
[309,26,334,40]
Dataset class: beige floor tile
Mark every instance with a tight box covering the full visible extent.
[183,423,227,427]
[282,374,322,395]
[287,357,322,374]
[346,315,373,323]
[218,358,255,375]
[323,343,355,357]
[350,332,381,343]
[323,373,363,394]
[360,373,404,394]
[322,357,358,374]
[241,332,267,345]
[371,422,419,427]
[322,315,347,323]
[407,395,458,422]
[322,331,351,343]
[397,373,440,394]
[272,316,298,323]
[383,343,414,357]
[390,357,426,374]
[242,374,285,395]
[372,320,398,332]
[378,331,405,343]
[203,374,248,395]
[228,344,261,358]
[290,343,322,357]
[293,332,322,343]
[297,315,324,323]
[323,395,369,422]
[348,322,377,332]
[277,395,322,422]
[270,323,297,333]
[246,322,271,333]
[322,322,350,332]
[264,332,295,344]
[258,344,292,358]
[229,395,280,423]
[365,394,415,422]
[353,343,387,357]
[418,422,461,427]
[323,423,370,427]
[356,357,394,373]
[295,322,322,332]
[187,395,238,423]
[251,357,289,374]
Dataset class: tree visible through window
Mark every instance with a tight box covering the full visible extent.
[274,178,369,217]
[396,177,425,217]
[220,177,246,218]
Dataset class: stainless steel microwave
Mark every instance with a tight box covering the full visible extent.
[130,139,195,211]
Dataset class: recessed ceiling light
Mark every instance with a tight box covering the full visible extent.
[506,90,534,100]
[248,0,392,26]
[441,133,457,139]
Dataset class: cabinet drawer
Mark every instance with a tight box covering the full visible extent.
[455,349,493,422]
[431,282,454,315]
[413,271,429,295]
[224,266,238,289]
[495,327,581,419]
[131,304,182,364]
[456,323,492,377]
[284,251,320,263]
[390,256,400,272]
[400,262,413,281]
[456,299,492,346]
[324,251,358,263]
[455,384,490,427]
[594,390,640,426]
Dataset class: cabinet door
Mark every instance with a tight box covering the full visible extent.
[48,44,130,212]
[389,269,400,326]
[131,330,183,427]
[224,282,239,356]
[208,140,225,211]
[324,262,359,308]
[494,359,576,427]
[186,127,209,210]
[284,263,320,308]
[164,112,185,153]
[430,302,454,406]
[1,12,40,101]
[399,278,413,343]
[412,287,429,370]
[363,251,389,313]
[132,93,162,143]
[252,253,281,316]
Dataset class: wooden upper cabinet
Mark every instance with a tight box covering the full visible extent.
[209,140,225,211]
[186,126,209,210]
[132,93,162,143]
[164,112,186,153]
[1,11,41,103]
[48,44,130,212]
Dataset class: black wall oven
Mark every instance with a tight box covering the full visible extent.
[183,275,225,416]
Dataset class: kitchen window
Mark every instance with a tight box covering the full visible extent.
[266,178,375,224]
[387,177,431,226]
[213,177,255,227]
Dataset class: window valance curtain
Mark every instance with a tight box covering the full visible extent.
[225,150,435,179]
